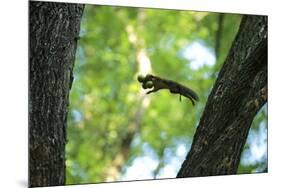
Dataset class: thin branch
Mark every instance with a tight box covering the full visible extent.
[215,14,224,59]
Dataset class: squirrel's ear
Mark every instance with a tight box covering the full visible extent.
[143,74,153,82]
[146,74,154,79]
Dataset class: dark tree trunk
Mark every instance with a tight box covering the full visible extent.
[177,15,267,177]
[29,1,84,187]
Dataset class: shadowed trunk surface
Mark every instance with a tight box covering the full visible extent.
[29,1,84,187]
[177,15,267,177]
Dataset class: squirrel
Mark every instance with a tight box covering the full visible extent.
[138,74,199,105]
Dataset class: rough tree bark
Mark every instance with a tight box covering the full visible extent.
[29,2,84,187]
[177,15,267,177]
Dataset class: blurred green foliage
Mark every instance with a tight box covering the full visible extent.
[66,5,267,184]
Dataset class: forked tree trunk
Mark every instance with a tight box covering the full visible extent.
[29,2,84,187]
[177,15,267,177]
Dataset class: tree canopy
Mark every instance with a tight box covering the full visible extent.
[66,5,267,184]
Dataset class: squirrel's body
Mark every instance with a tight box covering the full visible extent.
[139,74,199,105]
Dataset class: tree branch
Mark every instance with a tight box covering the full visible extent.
[177,15,267,177]
[215,14,224,59]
